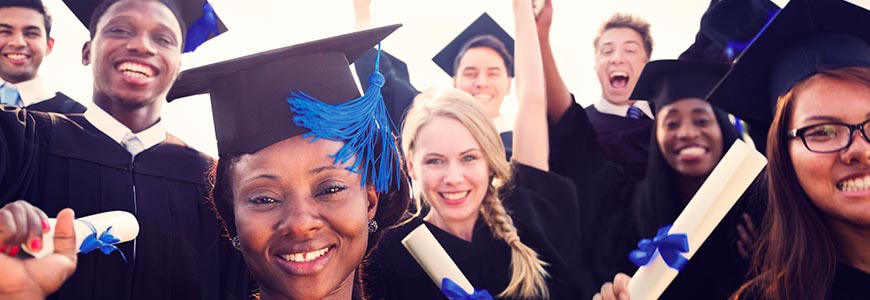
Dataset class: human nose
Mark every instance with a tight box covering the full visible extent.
[7,32,26,47]
[275,198,324,237]
[609,49,625,65]
[442,163,464,185]
[839,127,870,165]
[126,34,156,55]
[676,124,700,140]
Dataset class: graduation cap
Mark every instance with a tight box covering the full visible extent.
[630,59,731,114]
[432,13,515,77]
[706,0,870,129]
[167,24,403,192]
[63,0,227,52]
[700,0,779,58]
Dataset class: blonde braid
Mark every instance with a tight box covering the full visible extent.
[480,180,550,299]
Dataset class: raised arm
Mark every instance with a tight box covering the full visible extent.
[512,0,549,171]
[535,0,573,122]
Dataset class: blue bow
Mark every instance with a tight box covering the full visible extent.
[79,221,128,263]
[441,278,493,300]
[629,225,689,271]
[725,9,780,59]
[183,1,221,53]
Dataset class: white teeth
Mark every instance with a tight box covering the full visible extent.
[474,94,493,101]
[678,146,706,156]
[610,71,628,78]
[441,191,467,200]
[117,62,155,77]
[837,175,870,192]
[280,247,329,263]
[5,54,27,60]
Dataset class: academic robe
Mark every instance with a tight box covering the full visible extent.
[584,105,653,180]
[551,102,764,299]
[831,264,870,299]
[364,164,592,299]
[26,92,87,114]
[0,106,250,300]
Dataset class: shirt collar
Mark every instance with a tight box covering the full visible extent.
[1,77,55,106]
[491,115,511,133]
[84,103,166,151]
[594,98,655,119]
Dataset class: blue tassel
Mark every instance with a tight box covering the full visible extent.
[724,9,779,59]
[287,43,401,193]
[183,1,221,53]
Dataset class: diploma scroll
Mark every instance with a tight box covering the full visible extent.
[402,224,475,295]
[627,140,767,300]
[22,211,140,259]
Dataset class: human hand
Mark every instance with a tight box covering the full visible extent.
[736,212,758,260]
[352,0,373,30]
[0,201,51,256]
[592,273,631,300]
[0,208,77,300]
[534,0,553,38]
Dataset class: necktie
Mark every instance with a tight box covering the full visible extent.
[627,105,644,119]
[122,133,145,157]
[0,84,22,106]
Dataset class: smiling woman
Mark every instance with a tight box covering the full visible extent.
[182,25,412,299]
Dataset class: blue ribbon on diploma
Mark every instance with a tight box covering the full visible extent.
[183,1,221,53]
[79,221,128,263]
[441,278,493,300]
[629,225,689,271]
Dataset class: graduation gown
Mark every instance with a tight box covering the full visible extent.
[26,92,87,114]
[551,102,763,299]
[831,264,870,299]
[0,107,250,300]
[584,105,653,180]
[364,164,591,299]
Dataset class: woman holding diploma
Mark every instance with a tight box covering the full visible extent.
[363,0,589,299]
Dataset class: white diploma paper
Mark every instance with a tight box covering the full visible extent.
[627,140,767,300]
[23,211,140,258]
[402,224,475,295]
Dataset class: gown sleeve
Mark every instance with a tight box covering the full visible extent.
[0,106,51,205]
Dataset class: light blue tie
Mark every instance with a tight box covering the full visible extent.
[0,84,22,106]
[627,105,644,119]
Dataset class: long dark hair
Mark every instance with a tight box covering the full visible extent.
[633,105,742,236]
[733,66,870,300]
[209,141,411,299]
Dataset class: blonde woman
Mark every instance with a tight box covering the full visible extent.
[362,1,589,299]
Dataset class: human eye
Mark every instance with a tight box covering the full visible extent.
[153,34,175,46]
[693,117,712,127]
[316,183,348,197]
[665,120,680,130]
[106,25,132,36]
[461,154,478,162]
[425,158,444,165]
[247,195,280,206]
[24,31,41,38]
[802,124,841,141]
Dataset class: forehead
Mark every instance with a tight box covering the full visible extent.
[791,76,870,124]
[597,27,643,47]
[415,116,480,153]
[0,6,45,27]
[98,0,182,35]
[457,47,506,69]
[659,98,713,115]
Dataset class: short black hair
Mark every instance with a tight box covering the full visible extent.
[453,35,515,77]
[0,0,52,39]
[88,0,186,44]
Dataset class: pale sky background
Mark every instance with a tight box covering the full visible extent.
[38,0,867,157]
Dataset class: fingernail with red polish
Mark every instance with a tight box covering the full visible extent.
[30,238,42,251]
[8,246,19,256]
[0,245,6,252]
[42,219,50,231]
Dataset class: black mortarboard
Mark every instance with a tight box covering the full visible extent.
[707,0,870,129]
[63,0,227,52]
[167,25,403,192]
[432,13,515,77]
[700,0,779,56]
[631,59,731,114]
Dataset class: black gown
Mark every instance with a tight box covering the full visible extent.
[364,164,592,299]
[584,105,653,180]
[0,106,250,300]
[831,263,870,299]
[26,92,87,114]
[551,102,764,299]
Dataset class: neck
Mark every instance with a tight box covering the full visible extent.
[259,271,356,300]
[93,93,161,133]
[677,175,706,205]
[829,219,870,274]
[424,211,477,241]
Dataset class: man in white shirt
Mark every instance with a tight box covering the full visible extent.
[0,0,84,113]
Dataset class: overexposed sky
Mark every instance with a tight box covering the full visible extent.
[37,0,834,157]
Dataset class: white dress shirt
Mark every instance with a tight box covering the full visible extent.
[593,98,655,120]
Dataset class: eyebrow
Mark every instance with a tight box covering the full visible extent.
[309,165,345,175]
[103,16,179,36]
[801,115,842,123]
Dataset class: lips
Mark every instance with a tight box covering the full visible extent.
[279,247,330,263]
[836,174,870,192]
[675,145,708,162]
[116,61,156,78]
[3,53,30,63]
[474,94,493,102]
[609,71,629,89]
[439,191,469,205]
[274,245,335,276]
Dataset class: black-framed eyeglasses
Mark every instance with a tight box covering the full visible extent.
[787,118,870,153]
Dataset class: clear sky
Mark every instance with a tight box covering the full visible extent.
[41,0,856,157]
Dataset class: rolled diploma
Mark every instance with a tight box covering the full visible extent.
[402,224,475,295]
[22,211,140,258]
[627,140,767,300]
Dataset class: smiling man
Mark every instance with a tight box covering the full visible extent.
[0,0,84,113]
